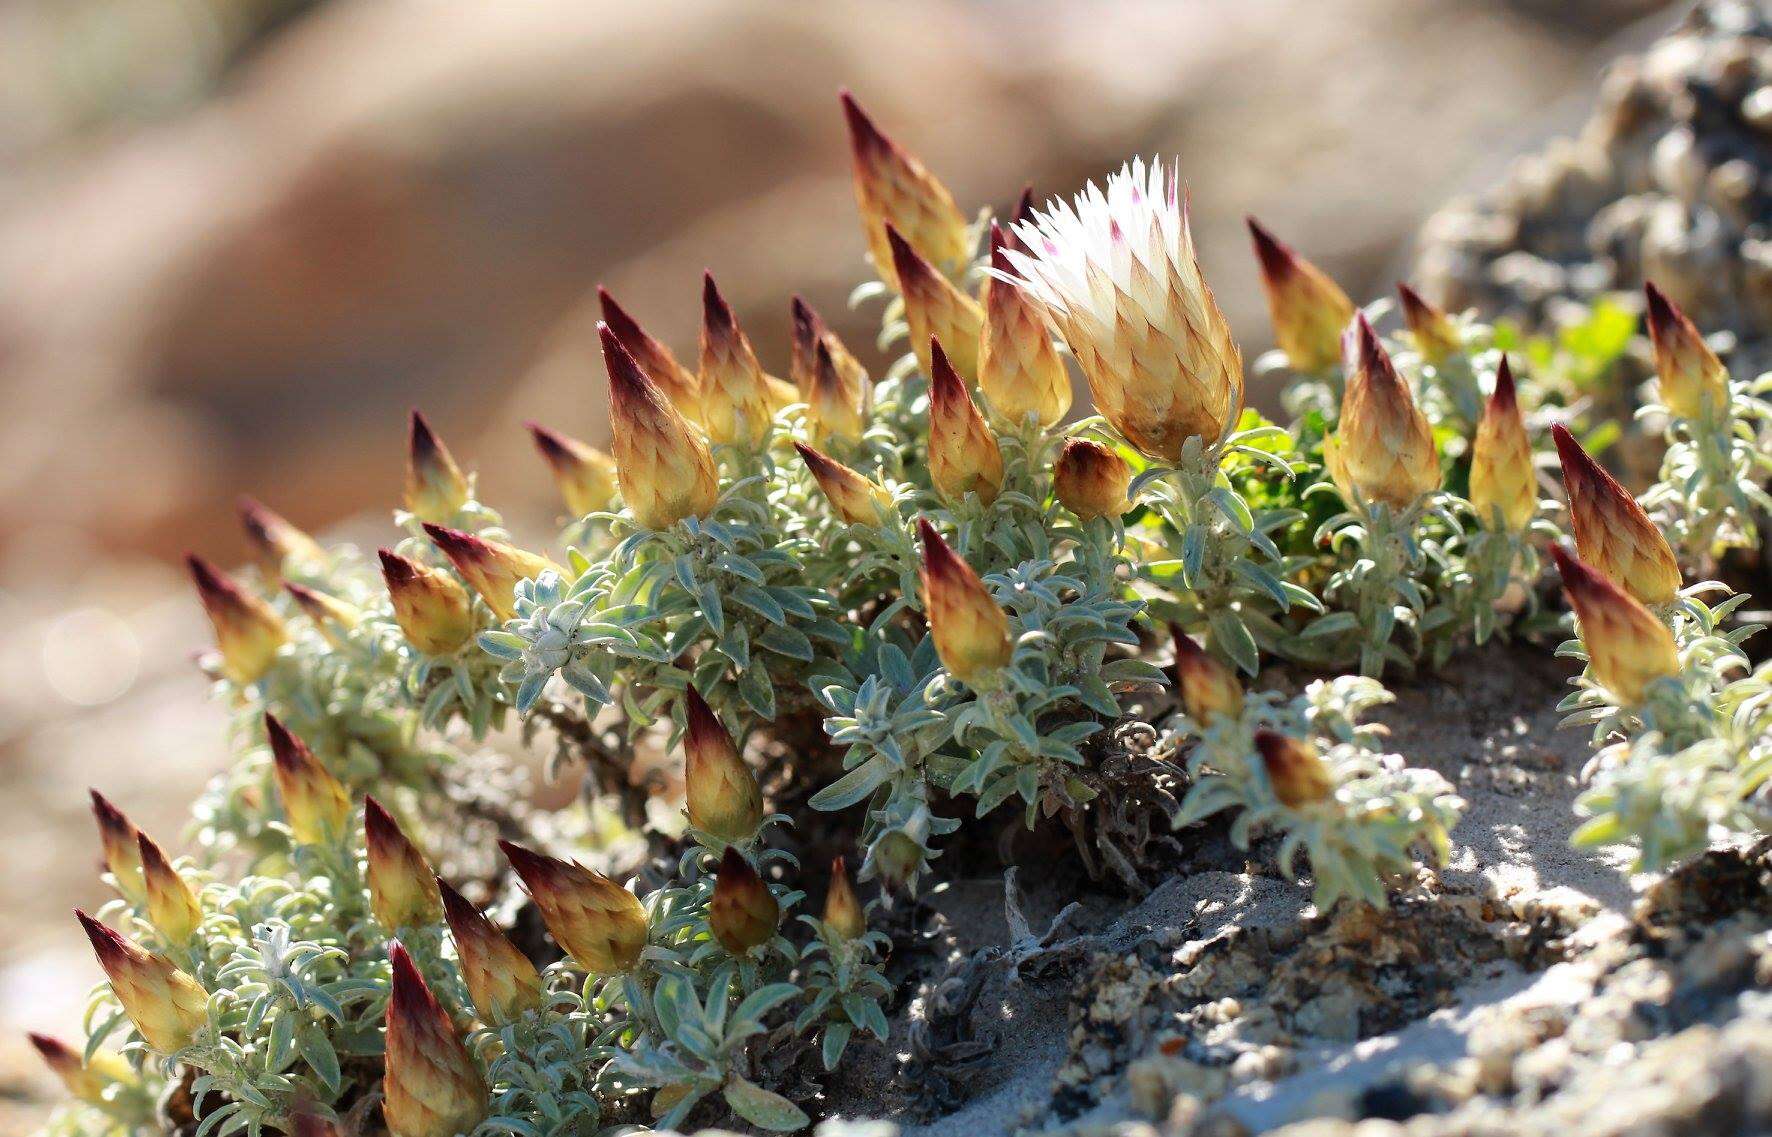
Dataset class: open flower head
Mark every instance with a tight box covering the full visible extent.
[890,227,984,384]
[1247,217,1356,373]
[380,549,474,656]
[384,942,486,1137]
[77,911,207,1054]
[840,89,972,287]
[918,518,1012,688]
[602,324,719,530]
[440,879,542,1025]
[927,338,1004,505]
[1551,424,1681,608]
[1552,545,1679,705]
[187,555,286,684]
[980,223,1070,426]
[599,286,701,421]
[698,272,775,447]
[1469,358,1536,531]
[501,841,647,975]
[1327,315,1438,511]
[365,796,444,931]
[1053,438,1131,521]
[528,422,618,517]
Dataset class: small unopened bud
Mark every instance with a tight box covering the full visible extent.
[1552,545,1679,705]
[187,556,286,684]
[789,296,866,398]
[710,847,780,955]
[265,714,352,846]
[237,497,325,582]
[403,411,471,525]
[808,337,870,445]
[868,827,926,891]
[365,797,443,932]
[889,228,984,384]
[1172,628,1242,726]
[1645,282,1729,422]
[822,857,866,941]
[76,911,207,1054]
[598,287,701,421]
[698,272,775,447]
[138,832,202,944]
[980,224,1070,427]
[284,583,360,648]
[840,89,971,289]
[1253,730,1335,809]
[1248,218,1356,373]
[1328,316,1439,510]
[90,789,144,904]
[379,549,474,655]
[1551,425,1681,608]
[28,1032,137,1105]
[384,942,486,1137]
[422,525,559,623]
[500,841,648,975]
[602,324,720,531]
[1053,438,1132,521]
[527,422,618,517]
[1469,358,1536,531]
[682,687,764,845]
[927,339,1004,505]
[439,879,541,1025]
[1396,283,1461,367]
[918,518,1012,688]
[794,442,892,526]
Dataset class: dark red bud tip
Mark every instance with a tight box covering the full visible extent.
[885,226,930,286]
[1245,216,1294,280]
[437,877,475,923]
[1013,184,1035,226]
[363,795,395,837]
[1171,625,1209,663]
[185,555,228,593]
[27,1033,72,1061]
[498,839,551,881]
[388,940,421,991]
[1643,280,1675,326]
[1491,357,1517,412]
[263,713,308,770]
[377,549,418,584]
[1550,423,1593,478]
[597,289,647,346]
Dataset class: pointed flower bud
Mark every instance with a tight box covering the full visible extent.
[979,225,1070,427]
[1172,628,1243,726]
[77,911,207,1054]
[384,942,486,1137]
[918,519,1012,688]
[422,525,559,623]
[601,324,719,530]
[379,549,474,655]
[265,714,352,846]
[440,880,542,1025]
[698,273,775,447]
[1253,730,1335,809]
[1645,282,1729,421]
[794,442,892,525]
[1397,283,1461,367]
[187,556,286,684]
[138,833,202,944]
[500,841,647,975]
[1327,316,1439,510]
[365,797,444,931]
[238,497,325,582]
[889,227,984,384]
[927,339,1004,505]
[1053,438,1132,521]
[710,847,779,955]
[1469,359,1537,531]
[1552,545,1679,704]
[682,687,764,844]
[598,287,701,421]
[807,338,869,445]
[528,422,618,517]
[1551,425,1681,608]
[1248,218,1357,374]
[1004,160,1242,461]
[90,790,144,904]
[788,296,866,397]
[403,412,471,524]
[840,90,971,289]
[285,583,360,648]
[29,1033,137,1105]
[822,857,866,942]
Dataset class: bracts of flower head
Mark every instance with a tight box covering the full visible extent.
[790,296,867,403]
[237,497,326,585]
[500,841,648,976]
[187,556,286,685]
[926,338,1004,506]
[1552,544,1679,708]
[979,223,1069,429]
[76,911,208,1054]
[364,797,443,932]
[422,525,559,625]
[1247,217,1355,376]
[528,422,618,518]
[28,1032,139,1107]
[403,412,472,526]
[137,831,203,945]
[1396,284,1462,369]
[820,856,867,942]
[439,880,542,1026]
[793,442,892,526]
[917,519,1012,690]
[383,942,487,1137]
[90,789,145,904]
[380,549,475,656]
[264,714,352,847]
[1645,282,1730,424]
[1053,438,1131,522]
[682,686,765,846]
[601,323,720,531]
[807,336,870,446]
[1253,729,1335,809]
[1469,359,1537,533]
[598,287,701,423]
[1552,425,1682,610]
[710,847,780,955]
[699,272,776,448]
[840,89,972,289]
[284,583,360,649]
[1324,315,1439,515]
[1172,627,1243,728]
[889,228,984,385]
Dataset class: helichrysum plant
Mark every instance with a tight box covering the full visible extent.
[34,89,1772,1137]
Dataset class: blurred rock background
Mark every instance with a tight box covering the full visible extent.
[0,0,1681,1120]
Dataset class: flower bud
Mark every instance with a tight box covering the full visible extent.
[77,911,207,1054]
[794,442,892,526]
[710,847,779,955]
[265,714,352,846]
[500,841,647,975]
[807,337,869,445]
[1551,424,1681,608]
[187,555,286,684]
[28,1033,137,1106]
[138,832,202,944]
[601,323,720,530]
[822,856,866,942]
[439,879,542,1025]
[1552,545,1679,705]
[292,1114,341,1137]
[789,296,866,398]
[365,797,444,932]
[1645,282,1729,422]
[1003,161,1242,460]
[1172,628,1242,726]
[1328,315,1439,510]
[698,272,775,447]
[1469,358,1537,532]
[384,942,486,1137]
[527,422,618,517]
[422,525,559,623]
[89,790,144,904]
[1248,218,1356,374]
[1053,438,1132,521]
[379,549,474,655]
[285,583,360,649]
[598,286,701,421]
[889,227,984,384]
[1253,730,1335,809]
[403,411,472,525]
[918,518,1012,688]
[1397,283,1461,367]
[682,687,765,845]
[927,339,1004,505]
[840,89,972,289]
[980,224,1070,427]
[867,818,929,892]
[237,497,325,583]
